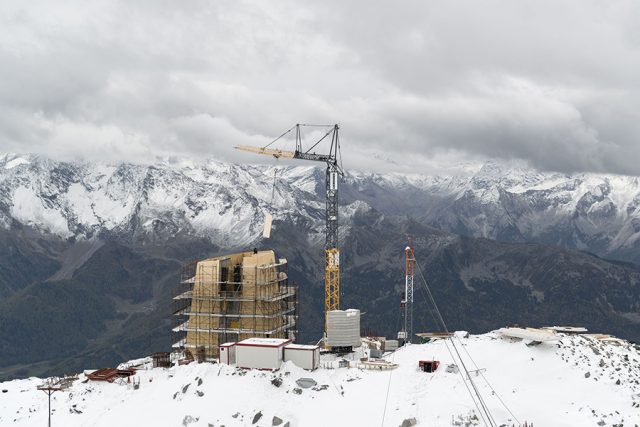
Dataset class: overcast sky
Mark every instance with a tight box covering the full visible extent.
[1,1,640,175]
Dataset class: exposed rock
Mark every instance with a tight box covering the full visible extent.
[296,378,317,389]
[182,415,198,426]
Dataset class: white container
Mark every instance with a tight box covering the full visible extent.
[385,340,398,351]
[327,309,361,348]
[284,344,320,370]
[219,342,236,365]
[235,338,292,370]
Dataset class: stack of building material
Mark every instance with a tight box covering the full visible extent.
[86,368,136,383]
[415,332,454,343]
[327,309,361,349]
[358,360,398,370]
[543,326,588,334]
[385,340,399,351]
[152,352,171,368]
[499,327,559,342]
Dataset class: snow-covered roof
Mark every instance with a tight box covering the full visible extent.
[284,344,319,351]
[544,326,588,333]
[236,338,291,347]
[219,342,236,347]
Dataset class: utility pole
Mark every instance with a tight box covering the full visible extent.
[37,382,61,427]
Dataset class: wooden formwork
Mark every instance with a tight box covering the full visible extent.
[173,250,298,358]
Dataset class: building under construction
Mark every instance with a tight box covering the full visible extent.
[172,249,298,359]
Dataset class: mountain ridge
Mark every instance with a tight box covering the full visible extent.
[3,154,640,263]
[2,154,640,379]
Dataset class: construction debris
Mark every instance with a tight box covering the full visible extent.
[152,352,171,368]
[498,327,559,342]
[543,326,588,334]
[415,332,454,343]
[357,360,398,370]
[86,368,136,383]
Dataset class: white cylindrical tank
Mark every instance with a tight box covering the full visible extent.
[327,309,361,348]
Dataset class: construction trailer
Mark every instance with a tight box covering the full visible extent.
[284,344,320,370]
[236,337,292,370]
[219,342,236,365]
[172,250,298,359]
[418,360,440,373]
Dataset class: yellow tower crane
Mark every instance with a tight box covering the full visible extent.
[235,123,344,336]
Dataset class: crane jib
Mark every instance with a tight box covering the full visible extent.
[235,123,344,338]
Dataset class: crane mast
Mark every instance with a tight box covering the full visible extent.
[235,123,343,336]
[324,151,341,332]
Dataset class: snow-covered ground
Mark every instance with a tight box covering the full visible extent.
[1,331,639,427]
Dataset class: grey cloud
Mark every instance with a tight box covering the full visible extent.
[1,1,640,174]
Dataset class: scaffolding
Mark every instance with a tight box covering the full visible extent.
[172,250,298,359]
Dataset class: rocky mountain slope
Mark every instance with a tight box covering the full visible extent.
[4,154,640,263]
[1,154,640,379]
[346,161,640,263]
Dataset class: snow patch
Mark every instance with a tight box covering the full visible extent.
[4,157,30,170]
[10,186,71,237]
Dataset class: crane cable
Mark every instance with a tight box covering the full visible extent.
[262,125,296,149]
[380,296,403,426]
[270,167,278,205]
[413,259,499,427]
[418,270,520,425]
[415,280,492,427]
[456,335,521,425]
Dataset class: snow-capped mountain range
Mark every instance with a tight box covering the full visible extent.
[0,154,334,247]
[3,153,640,262]
[3,153,640,383]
